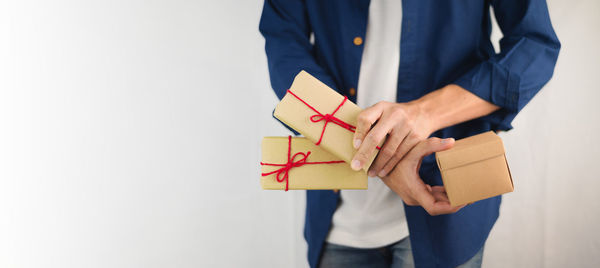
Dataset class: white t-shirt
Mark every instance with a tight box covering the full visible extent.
[325,0,408,248]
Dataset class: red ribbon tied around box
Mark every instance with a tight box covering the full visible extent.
[260,136,345,191]
[287,90,355,145]
[287,90,381,150]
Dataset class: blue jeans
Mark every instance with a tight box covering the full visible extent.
[319,237,483,268]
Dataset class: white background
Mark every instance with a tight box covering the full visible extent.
[0,0,598,267]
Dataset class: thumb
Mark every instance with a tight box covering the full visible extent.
[406,137,455,162]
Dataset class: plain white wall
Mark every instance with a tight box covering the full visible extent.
[0,0,598,267]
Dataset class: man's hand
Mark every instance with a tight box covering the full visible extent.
[351,100,433,177]
[350,84,500,177]
[380,137,464,216]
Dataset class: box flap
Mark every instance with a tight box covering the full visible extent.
[435,131,505,171]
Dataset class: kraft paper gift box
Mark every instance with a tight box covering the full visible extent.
[435,131,514,206]
[261,136,367,190]
[274,70,379,172]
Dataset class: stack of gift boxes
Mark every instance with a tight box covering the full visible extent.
[260,71,513,206]
[261,70,369,191]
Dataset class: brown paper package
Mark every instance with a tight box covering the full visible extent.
[273,70,379,172]
[261,137,367,190]
[435,131,514,206]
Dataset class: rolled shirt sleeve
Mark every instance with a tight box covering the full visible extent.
[453,0,560,130]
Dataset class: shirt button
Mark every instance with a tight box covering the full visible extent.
[349,87,356,96]
[353,37,363,46]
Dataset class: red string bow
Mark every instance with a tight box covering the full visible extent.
[287,90,356,145]
[260,136,344,191]
[286,90,381,150]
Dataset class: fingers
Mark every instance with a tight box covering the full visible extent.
[367,126,409,177]
[394,179,465,215]
[351,111,395,171]
[423,200,464,216]
[377,131,421,177]
[379,170,419,206]
[412,182,464,216]
[430,186,450,203]
[430,186,467,210]
[353,102,385,150]
[393,132,421,163]
[405,137,455,164]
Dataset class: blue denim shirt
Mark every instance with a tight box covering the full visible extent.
[259,0,559,267]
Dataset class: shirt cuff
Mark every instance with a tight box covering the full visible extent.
[453,60,521,114]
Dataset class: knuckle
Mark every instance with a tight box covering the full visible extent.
[365,134,379,144]
[357,113,368,124]
[357,151,369,160]
[391,107,407,119]
[376,101,388,107]
[427,138,439,146]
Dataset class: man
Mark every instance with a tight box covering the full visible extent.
[259,0,560,267]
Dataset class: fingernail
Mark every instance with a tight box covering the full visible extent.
[377,169,387,177]
[351,160,361,170]
[353,139,362,149]
[441,138,453,144]
[368,170,376,177]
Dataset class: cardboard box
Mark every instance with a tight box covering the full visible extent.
[435,131,514,206]
[274,70,379,172]
[261,136,367,190]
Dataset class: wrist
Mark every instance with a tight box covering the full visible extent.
[410,95,438,135]
[412,84,465,133]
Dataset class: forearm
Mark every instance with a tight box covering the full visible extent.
[414,84,500,133]
[352,84,499,175]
